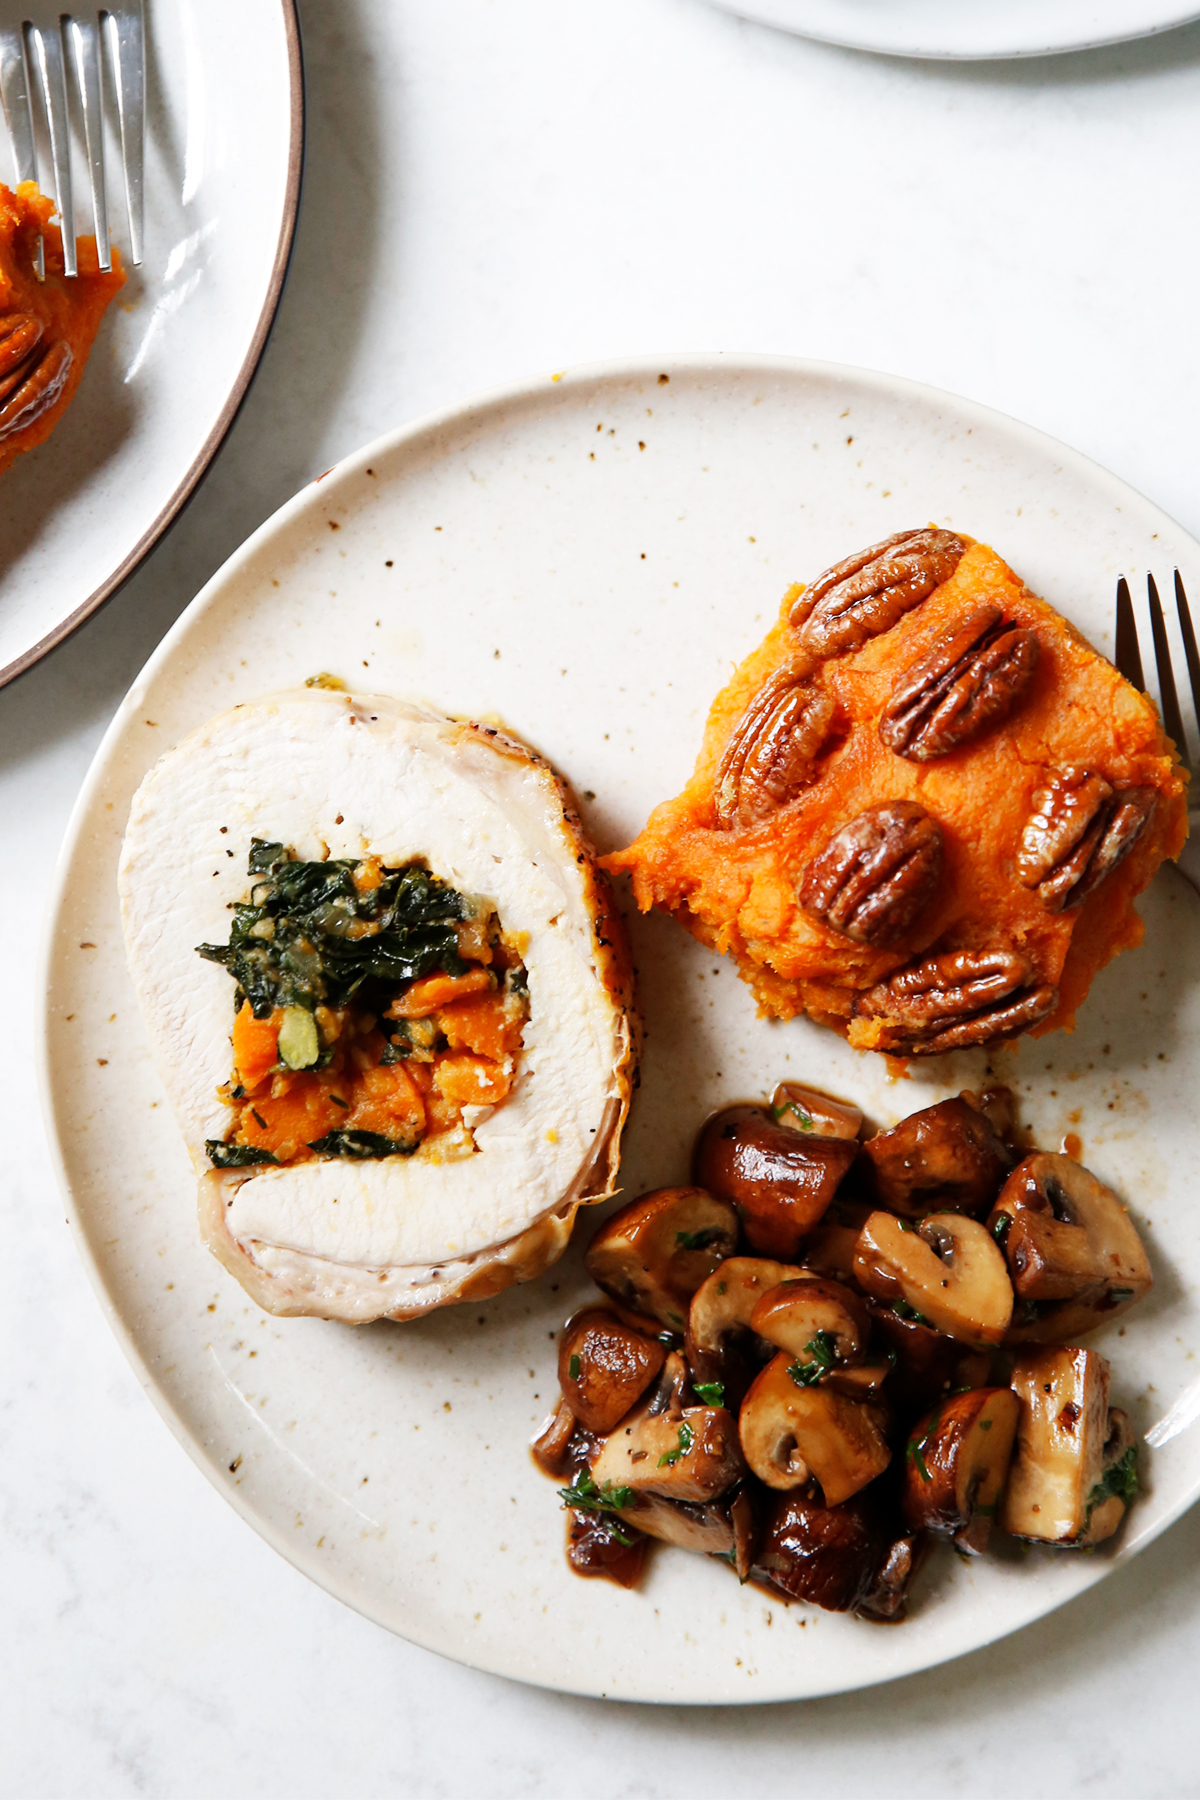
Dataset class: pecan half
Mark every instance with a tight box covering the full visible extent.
[798,800,944,947]
[714,677,835,829]
[1018,769,1157,912]
[0,330,72,442]
[0,313,44,389]
[880,605,1039,762]
[789,527,967,660]
[854,947,1057,1056]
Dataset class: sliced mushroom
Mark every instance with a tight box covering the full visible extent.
[557,1307,667,1434]
[988,1153,1152,1342]
[824,1361,892,1400]
[853,1210,1013,1347]
[769,1082,864,1142]
[530,1394,579,1477]
[754,1488,888,1615]
[749,1277,870,1370]
[1001,1346,1136,1545]
[738,1352,891,1504]
[729,1483,762,1581]
[858,1531,925,1623]
[686,1256,811,1407]
[585,1186,740,1332]
[867,1298,992,1412]
[588,1352,746,1503]
[901,1387,1020,1554]
[565,1508,649,1587]
[962,1084,1017,1143]
[620,1482,761,1573]
[622,1493,737,1557]
[863,1095,1015,1218]
[800,1196,874,1285]
[694,1105,857,1258]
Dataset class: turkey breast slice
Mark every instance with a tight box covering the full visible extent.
[118,689,638,1322]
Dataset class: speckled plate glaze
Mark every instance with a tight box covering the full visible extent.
[38,355,1200,1703]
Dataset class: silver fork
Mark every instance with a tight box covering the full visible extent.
[0,5,143,279]
[1115,571,1200,896]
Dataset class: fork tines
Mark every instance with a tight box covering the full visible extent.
[0,4,143,278]
[1115,571,1200,776]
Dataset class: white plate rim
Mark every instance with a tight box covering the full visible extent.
[0,0,306,693]
[36,350,1200,1703]
[707,0,1200,60]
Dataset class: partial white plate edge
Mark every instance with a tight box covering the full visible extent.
[707,0,1200,60]
[0,0,306,691]
[34,349,1200,1702]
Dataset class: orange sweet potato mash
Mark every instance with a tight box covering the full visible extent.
[606,530,1187,1056]
[0,182,125,479]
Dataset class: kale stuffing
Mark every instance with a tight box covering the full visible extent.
[307,1129,418,1160]
[196,839,471,1016]
[205,1140,280,1168]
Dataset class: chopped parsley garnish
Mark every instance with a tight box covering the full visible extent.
[558,1470,635,1543]
[693,1381,725,1406]
[205,1140,280,1168]
[891,1298,932,1327]
[991,1212,1012,1248]
[675,1228,725,1251]
[1084,1445,1138,1532]
[307,1129,418,1160]
[196,840,471,1017]
[787,1330,838,1387]
[657,1421,695,1468]
[770,1098,814,1131]
[906,1402,945,1484]
[568,1354,581,1381]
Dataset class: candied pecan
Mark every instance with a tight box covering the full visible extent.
[1018,769,1157,912]
[854,947,1057,1056]
[0,335,71,441]
[798,800,944,947]
[789,527,967,660]
[714,676,835,829]
[880,605,1039,762]
[0,313,44,392]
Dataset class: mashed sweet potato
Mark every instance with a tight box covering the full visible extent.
[0,182,124,479]
[605,530,1187,1057]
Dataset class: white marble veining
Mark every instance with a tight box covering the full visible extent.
[6,0,1200,1789]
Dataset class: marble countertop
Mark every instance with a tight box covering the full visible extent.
[6,1,1200,1791]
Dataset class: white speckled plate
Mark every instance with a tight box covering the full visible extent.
[708,0,1200,59]
[38,355,1200,1703]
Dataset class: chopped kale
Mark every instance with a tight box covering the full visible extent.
[197,840,471,1017]
[307,1129,418,1160]
[206,1140,280,1168]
